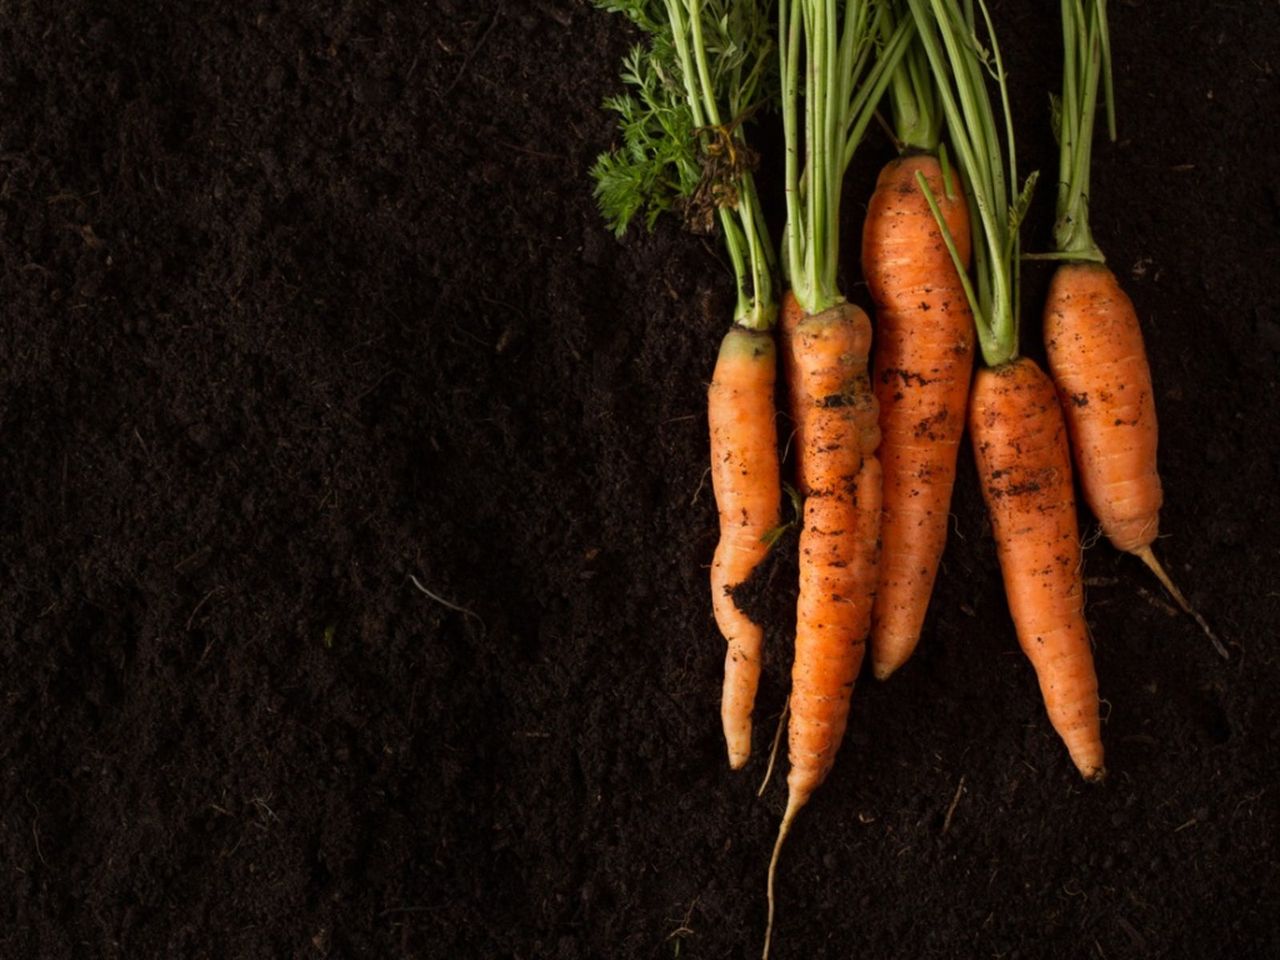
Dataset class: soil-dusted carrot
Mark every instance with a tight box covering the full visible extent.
[710,328,781,767]
[970,359,1103,778]
[778,290,808,484]
[764,3,911,955]
[593,0,786,765]
[1038,0,1225,657]
[909,0,1104,779]
[862,9,974,679]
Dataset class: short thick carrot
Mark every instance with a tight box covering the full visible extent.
[862,154,974,679]
[1044,262,1159,554]
[970,357,1104,781]
[710,327,782,769]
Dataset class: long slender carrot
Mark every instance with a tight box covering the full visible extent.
[710,329,781,769]
[764,3,910,955]
[1039,0,1224,657]
[593,0,786,765]
[863,146,974,678]
[909,0,1104,778]
[970,358,1104,780]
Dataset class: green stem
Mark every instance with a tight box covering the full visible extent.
[663,0,778,327]
[1052,0,1111,262]
[781,0,914,316]
[908,0,1027,368]
[885,1,941,152]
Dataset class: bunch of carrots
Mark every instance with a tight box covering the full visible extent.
[592,0,1219,953]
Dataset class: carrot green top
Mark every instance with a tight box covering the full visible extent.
[908,0,1037,369]
[778,0,913,317]
[592,0,778,331]
[883,0,942,154]
[1051,0,1115,263]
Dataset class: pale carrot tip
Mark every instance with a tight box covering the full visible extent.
[763,795,805,960]
[1083,766,1107,784]
[872,661,896,682]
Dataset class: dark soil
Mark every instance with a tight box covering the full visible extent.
[2,2,1278,957]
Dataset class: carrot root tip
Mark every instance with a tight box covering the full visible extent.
[1134,545,1229,660]
[763,795,804,960]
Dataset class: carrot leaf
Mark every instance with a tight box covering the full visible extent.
[593,0,778,330]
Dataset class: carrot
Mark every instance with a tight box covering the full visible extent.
[862,67,975,679]
[768,305,882,955]
[970,358,1104,780]
[593,0,787,764]
[910,0,1105,778]
[1039,0,1225,658]
[1045,263,1159,556]
[763,3,910,955]
[710,328,782,769]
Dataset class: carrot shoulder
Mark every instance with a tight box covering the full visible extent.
[709,327,782,769]
[970,357,1104,781]
[862,154,974,679]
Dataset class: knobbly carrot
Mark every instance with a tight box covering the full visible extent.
[970,358,1104,780]
[763,3,910,955]
[710,329,781,768]
[1038,0,1224,657]
[594,0,787,765]
[862,25,975,678]
[910,0,1104,778]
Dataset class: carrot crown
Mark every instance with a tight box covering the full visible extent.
[1050,0,1115,262]
[778,0,913,317]
[908,0,1036,368]
[592,0,778,331]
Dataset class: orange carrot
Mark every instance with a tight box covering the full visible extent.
[1039,0,1224,657]
[594,0,786,764]
[970,358,1104,781]
[862,153,974,679]
[763,4,912,952]
[710,328,783,769]
[1044,263,1159,554]
[911,0,1105,777]
[766,304,882,948]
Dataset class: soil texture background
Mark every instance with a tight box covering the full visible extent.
[2,1,1279,958]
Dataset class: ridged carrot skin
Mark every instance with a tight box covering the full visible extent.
[709,327,782,769]
[861,154,974,679]
[789,456,881,800]
[970,357,1104,781]
[1043,262,1161,554]
[785,302,881,803]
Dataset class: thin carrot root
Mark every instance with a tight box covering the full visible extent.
[1135,545,1228,660]
[763,796,803,960]
[756,699,790,797]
